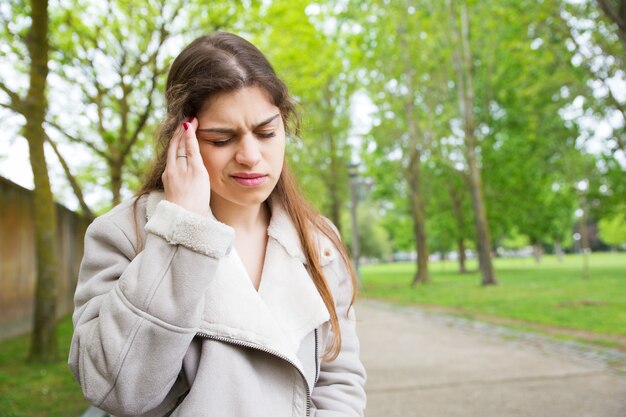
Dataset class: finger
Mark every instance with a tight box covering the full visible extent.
[184,117,200,160]
[166,125,183,168]
[177,123,188,160]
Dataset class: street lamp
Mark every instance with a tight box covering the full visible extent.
[348,162,362,287]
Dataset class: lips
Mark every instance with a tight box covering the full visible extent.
[230,173,268,187]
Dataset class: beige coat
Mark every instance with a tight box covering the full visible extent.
[68,191,367,417]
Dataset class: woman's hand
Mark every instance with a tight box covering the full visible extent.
[162,118,211,217]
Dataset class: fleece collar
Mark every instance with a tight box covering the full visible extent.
[145,191,337,267]
[145,191,332,367]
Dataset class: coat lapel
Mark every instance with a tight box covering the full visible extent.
[145,191,331,364]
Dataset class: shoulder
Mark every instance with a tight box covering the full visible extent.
[316,216,353,285]
[91,194,148,230]
[85,193,153,255]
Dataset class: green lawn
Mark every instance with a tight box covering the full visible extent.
[0,316,88,417]
[360,253,626,346]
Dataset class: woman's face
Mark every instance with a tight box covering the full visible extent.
[195,86,286,210]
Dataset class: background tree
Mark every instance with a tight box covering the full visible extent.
[46,0,259,215]
[0,0,58,362]
[477,0,586,263]
[423,157,474,272]
[447,0,497,285]
[354,0,459,284]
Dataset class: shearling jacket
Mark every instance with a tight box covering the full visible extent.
[68,191,367,417]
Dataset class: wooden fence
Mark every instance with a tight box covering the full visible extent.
[0,176,90,340]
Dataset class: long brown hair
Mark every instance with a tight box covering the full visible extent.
[134,32,357,361]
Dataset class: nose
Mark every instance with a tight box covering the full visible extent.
[234,133,262,167]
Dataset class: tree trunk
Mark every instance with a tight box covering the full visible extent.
[398,17,430,285]
[449,0,497,286]
[554,241,564,263]
[449,185,467,273]
[26,0,58,362]
[110,162,123,206]
[532,242,543,264]
[408,157,430,285]
[457,237,467,273]
[328,130,342,233]
[323,83,343,234]
[580,198,591,279]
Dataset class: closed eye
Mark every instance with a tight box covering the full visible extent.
[256,131,276,139]
[198,134,233,146]
[210,139,231,147]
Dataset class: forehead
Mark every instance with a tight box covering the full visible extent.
[198,86,280,126]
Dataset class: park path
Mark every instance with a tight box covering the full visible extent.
[357,299,626,417]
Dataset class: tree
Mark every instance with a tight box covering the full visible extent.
[423,157,474,272]
[447,0,497,285]
[0,0,58,361]
[354,0,459,284]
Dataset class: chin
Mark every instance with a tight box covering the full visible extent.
[227,190,274,207]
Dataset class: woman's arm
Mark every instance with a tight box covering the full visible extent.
[311,255,367,417]
[68,199,233,417]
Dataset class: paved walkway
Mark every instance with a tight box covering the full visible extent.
[357,299,626,417]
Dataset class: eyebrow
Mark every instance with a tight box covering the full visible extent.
[197,113,280,134]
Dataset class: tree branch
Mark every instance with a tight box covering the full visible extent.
[45,134,95,220]
[45,119,111,163]
[121,9,174,159]
[0,80,24,114]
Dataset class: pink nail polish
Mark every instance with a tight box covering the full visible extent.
[183,122,189,131]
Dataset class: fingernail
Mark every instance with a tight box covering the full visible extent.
[183,122,189,131]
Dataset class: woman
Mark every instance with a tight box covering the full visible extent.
[69,32,367,417]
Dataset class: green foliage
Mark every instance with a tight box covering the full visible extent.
[500,228,530,250]
[598,208,626,246]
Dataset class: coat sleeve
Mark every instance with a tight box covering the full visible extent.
[311,254,367,417]
[68,199,234,417]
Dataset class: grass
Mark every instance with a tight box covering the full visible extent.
[0,316,89,417]
[360,252,626,347]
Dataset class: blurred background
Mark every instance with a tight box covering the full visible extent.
[0,0,625,416]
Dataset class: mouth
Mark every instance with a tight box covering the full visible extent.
[230,173,268,187]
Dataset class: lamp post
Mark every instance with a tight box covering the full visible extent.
[348,163,362,287]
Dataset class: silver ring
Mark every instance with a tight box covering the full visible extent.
[176,154,188,158]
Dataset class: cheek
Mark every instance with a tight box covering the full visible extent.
[272,137,286,167]
[199,147,224,176]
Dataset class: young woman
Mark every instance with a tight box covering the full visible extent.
[69,32,367,417]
